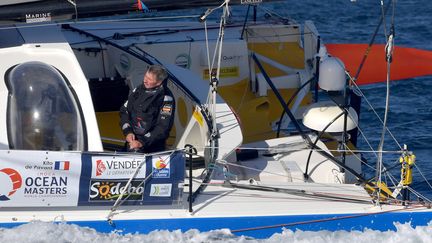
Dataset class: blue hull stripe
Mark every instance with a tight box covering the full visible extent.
[1,211,431,238]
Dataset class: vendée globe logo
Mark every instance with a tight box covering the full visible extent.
[0,168,23,201]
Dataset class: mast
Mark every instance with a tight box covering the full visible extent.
[0,0,276,25]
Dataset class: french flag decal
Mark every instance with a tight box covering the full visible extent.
[54,161,70,171]
[137,0,149,11]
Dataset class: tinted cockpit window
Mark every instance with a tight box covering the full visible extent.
[6,61,85,151]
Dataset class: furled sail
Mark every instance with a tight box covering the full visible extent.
[327,43,432,85]
[0,0,270,24]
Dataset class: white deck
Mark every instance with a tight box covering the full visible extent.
[2,181,428,225]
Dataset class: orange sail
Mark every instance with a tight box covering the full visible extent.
[326,44,432,85]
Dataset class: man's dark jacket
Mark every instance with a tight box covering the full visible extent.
[120,84,175,153]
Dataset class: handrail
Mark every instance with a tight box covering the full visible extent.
[251,53,380,190]
[275,76,315,138]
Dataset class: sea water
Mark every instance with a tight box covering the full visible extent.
[1,0,432,241]
[1,221,431,242]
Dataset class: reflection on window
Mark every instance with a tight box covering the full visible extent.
[6,61,85,151]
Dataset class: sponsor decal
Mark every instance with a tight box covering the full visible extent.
[161,104,173,115]
[136,0,149,11]
[149,184,172,197]
[175,54,191,69]
[25,12,52,23]
[0,168,23,201]
[24,160,71,172]
[193,109,204,127]
[89,180,144,201]
[222,55,243,62]
[0,152,82,207]
[24,160,54,171]
[96,160,106,176]
[241,0,263,4]
[203,66,239,79]
[92,157,146,179]
[23,176,68,197]
[135,0,157,12]
[152,157,170,178]
[54,161,70,171]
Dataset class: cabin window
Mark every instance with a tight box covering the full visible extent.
[6,61,85,151]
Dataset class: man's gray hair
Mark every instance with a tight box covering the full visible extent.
[147,64,168,82]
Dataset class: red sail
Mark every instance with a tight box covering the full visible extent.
[326,43,432,85]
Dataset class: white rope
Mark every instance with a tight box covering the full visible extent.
[407,186,432,203]
[204,20,213,106]
[191,144,405,155]
[382,157,402,189]
[376,41,394,167]
[336,102,378,159]
[107,153,147,221]
[202,0,231,138]
[215,3,229,80]
[107,150,176,221]
[413,163,432,191]
[208,160,378,201]
[375,63,390,204]
[342,143,375,171]
[347,73,403,192]
[380,0,389,38]
[188,155,429,204]
[215,159,293,180]
[255,3,296,24]
[374,0,397,205]
[198,0,229,22]
[66,0,78,21]
[343,140,400,191]
[204,20,212,88]
[348,72,402,151]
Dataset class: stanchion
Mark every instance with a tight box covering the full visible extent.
[185,144,197,213]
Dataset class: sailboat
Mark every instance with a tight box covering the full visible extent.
[0,0,431,239]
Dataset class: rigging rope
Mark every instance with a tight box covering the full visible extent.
[191,162,428,206]
[351,0,391,83]
[193,144,405,154]
[223,181,373,204]
[230,204,427,234]
[349,78,402,150]
[203,0,230,135]
[107,150,176,222]
[186,0,231,206]
[413,163,432,192]
[407,186,432,204]
[344,60,406,197]
[376,0,396,205]
[66,0,78,21]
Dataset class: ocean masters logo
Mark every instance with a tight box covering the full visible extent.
[0,168,23,201]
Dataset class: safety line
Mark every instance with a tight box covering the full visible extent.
[230,205,426,233]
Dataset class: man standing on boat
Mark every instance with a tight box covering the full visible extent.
[119,64,175,153]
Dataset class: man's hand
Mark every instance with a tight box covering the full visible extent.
[126,133,135,143]
[129,140,143,150]
[126,133,143,150]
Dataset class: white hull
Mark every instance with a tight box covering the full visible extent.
[0,4,430,238]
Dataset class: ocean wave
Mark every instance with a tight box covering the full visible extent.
[1,221,431,243]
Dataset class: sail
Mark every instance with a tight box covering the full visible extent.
[327,43,432,85]
[0,0,272,24]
